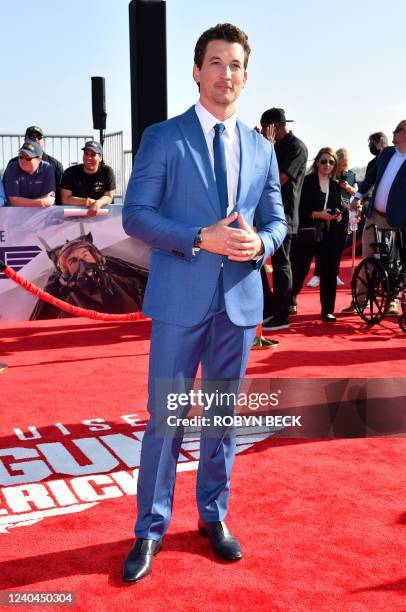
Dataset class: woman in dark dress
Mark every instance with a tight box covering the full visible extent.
[291,147,344,321]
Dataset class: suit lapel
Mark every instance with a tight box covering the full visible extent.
[236,120,257,211]
[390,155,406,193]
[178,110,258,215]
[396,157,406,181]
[178,107,221,216]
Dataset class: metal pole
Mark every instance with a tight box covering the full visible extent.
[352,230,356,271]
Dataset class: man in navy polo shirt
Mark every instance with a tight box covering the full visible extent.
[5,126,64,204]
[3,141,56,207]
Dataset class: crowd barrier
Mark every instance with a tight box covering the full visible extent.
[0,206,150,323]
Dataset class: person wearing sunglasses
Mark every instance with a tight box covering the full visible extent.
[3,140,56,207]
[352,120,406,252]
[290,147,343,322]
[60,141,116,216]
[342,120,406,316]
[5,126,64,204]
[307,148,358,289]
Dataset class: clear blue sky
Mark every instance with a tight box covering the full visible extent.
[1,0,405,166]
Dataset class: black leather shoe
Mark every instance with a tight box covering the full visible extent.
[122,538,162,583]
[198,520,242,561]
[322,313,336,322]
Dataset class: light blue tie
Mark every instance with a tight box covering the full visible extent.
[213,123,228,217]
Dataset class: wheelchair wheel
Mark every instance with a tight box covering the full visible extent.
[351,257,390,324]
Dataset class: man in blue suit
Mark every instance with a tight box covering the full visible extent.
[122,23,287,583]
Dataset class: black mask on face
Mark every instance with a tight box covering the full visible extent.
[75,259,103,291]
[60,257,113,296]
[369,143,380,156]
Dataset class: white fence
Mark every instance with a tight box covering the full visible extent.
[0,132,132,198]
[103,131,125,198]
[0,134,93,175]
[124,149,134,197]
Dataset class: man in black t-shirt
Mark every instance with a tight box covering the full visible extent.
[258,108,308,329]
[61,141,116,215]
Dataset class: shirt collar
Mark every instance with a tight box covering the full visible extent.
[394,147,406,158]
[195,100,237,136]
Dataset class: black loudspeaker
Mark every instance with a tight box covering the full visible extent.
[129,0,167,156]
[91,76,107,131]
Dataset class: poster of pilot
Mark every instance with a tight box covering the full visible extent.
[0,207,150,322]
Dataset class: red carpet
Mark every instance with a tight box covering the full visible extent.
[0,256,405,610]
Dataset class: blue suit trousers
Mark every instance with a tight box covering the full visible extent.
[135,275,257,539]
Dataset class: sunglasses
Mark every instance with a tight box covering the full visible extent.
[319,159,335,166]
[27,134,42,140]
[19,154,35,161]
[393,127,406,134]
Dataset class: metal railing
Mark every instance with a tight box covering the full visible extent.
[103,131,125,197]
[0,134,94,176]
[0,132,130,198]
[123,149,134,197]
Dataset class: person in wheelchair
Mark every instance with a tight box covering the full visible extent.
[342,119,406,316]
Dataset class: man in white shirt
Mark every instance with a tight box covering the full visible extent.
[346,120,406,314]
[352,120,406,256]
[122,22,286,583]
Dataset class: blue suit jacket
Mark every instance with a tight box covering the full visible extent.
[123,106,287,327]
[360,146,406,228]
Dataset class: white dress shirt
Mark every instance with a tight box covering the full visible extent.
[194,99,240,214]
[374,148,406,213]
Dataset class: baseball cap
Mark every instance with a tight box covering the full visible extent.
[19,140,43,158]
[260,108,294,125]
[82,141,103,155]
[25,125,44,139]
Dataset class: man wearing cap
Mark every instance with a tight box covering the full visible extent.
[60,141,115,215]
[258,108,308,329]
[6,126,64,203]
[3,140,56,207]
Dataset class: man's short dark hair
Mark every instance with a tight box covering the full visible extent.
[194,23,251,69]
[369,131,388,146]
